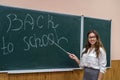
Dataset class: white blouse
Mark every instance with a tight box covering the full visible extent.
[80,47,107,73]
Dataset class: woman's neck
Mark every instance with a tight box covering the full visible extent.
[90,45,95,48]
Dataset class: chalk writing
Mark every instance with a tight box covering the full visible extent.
[0,13,68,55]
[6,13,23,32]
[6,13,59,32]
[24,14,34,30]
[1,36,14,55]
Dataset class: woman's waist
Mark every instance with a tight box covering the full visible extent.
[84,66,99,70]
[80,63,100,70]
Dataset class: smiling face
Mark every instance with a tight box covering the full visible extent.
[88,32,97,46]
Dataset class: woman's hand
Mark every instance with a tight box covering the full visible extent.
[67,52,80,64]
[67,52,77,60]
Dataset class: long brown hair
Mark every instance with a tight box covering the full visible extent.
[82,30,105,58]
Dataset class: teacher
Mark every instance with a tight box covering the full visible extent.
[68,30,107,80]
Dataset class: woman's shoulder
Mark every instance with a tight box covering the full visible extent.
[99,47,105,51]
[99,47,106,54]
[82,48,86,52]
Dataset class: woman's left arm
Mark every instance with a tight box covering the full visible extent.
[98,48,107,80]
[98,72,104,80]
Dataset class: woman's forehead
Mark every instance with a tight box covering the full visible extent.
[89,32,96,36]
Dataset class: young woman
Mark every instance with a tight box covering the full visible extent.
[68,30,107,80]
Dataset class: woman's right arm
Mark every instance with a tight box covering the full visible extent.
[67,52,80,65]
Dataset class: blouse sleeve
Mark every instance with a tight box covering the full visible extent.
[98,47,107,73]
[79,48,86,68]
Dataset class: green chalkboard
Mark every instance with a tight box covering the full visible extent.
[83,17,111,67]
[0,5,81,71]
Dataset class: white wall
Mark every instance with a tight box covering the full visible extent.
[0,0,120,60]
